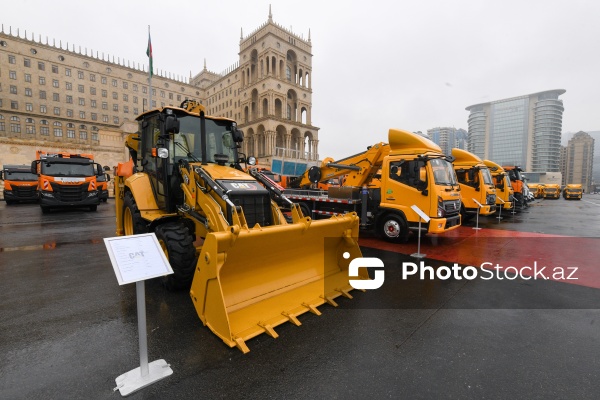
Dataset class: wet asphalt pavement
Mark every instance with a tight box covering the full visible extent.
[1,197,600,399]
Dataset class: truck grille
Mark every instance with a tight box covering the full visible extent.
[15,186,37,198]
[228,194,272,227]
[487,194,496,205]
[443,199,461,216]
[50,182,90,202]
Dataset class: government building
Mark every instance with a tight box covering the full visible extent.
[0,7,319,184]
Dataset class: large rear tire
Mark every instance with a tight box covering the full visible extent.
[155,222,197,291]
[379,213,409,243]
[123,191,147,235]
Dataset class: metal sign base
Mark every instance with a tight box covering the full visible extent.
[115,359,173,396]
[411,252,426,259]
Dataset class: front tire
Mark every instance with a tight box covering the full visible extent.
[123,191,147,235]
[155,222,197,291]
[89,205,98,211]
[379,213,409,243]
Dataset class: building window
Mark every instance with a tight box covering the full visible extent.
[67,129,75,138]
[113,116,119,124]
[10,123,21,133]
[101,76,107,84]
[91,114,97,121]
[91,100,96,108]
[177,95,181,101]
[79,131,88,139]
[26,124,36,134]
[52,79,59,88]
[102,90,107,98]
[79,98,85,106]
[26,103,33,111]
[38,62,45,70]
[112,79,117,87]
[133,108,139,115]
[142,86,147,94]
[78,71,84,79]
[54,128,63,137]
[25,88,32,97]
[133,84,138,92]
[25,73,32,82]
[9,70,17,79]
[65,68,71,77]
[122,94,128,102]
[133,96,138,104]
[102,102,108,110]
[11,101,18,109]
[90,87,96,95]
[52,65,58,73]
[169,93,173,100]
[113,104,119,112]
[66,95,73,104]
[66,82,72,90]
[102,115,109,122]
[78,85,84,93]
[90,74,96,82]
[92,132,99,141]
[79,111,86,119]
[66,109,73,117]
[40,126,49,135]
[54,107,60,115]
[53,93,60,101]
[10,85,17,94]
[160,91,165,98]
[40,105,47,113]
[123,82,128,89]
[8,55,16,64]
[124,106,129,114]
[112,92,118,100]
[39,76,46,85]
[152,89,156,96]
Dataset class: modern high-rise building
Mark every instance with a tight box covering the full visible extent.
[0,7,318,174]
[465,89,565,172]
[564,131,594,193]
[427,127,467,156]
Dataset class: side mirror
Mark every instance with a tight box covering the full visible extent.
[96,164,103,175]
[232,128,244,143]
[0,171,3,180]
[31,160,38,174]
[165,115,180,134]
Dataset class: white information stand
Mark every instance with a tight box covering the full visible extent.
[410,205,430,259]
[104,233,174,397]
[496,197,505,220]
[471,198,483,230]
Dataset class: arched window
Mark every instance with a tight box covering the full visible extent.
[53,121,62,126]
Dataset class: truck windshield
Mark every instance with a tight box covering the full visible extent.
[430,158,457,185]
[41,162,94,177]
[481,168,494,186]
[172,115,237,164]
[5,170,38,181]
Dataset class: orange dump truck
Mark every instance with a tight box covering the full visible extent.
[0,164,39,204]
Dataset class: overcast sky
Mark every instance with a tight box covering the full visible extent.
[3,0,600,159]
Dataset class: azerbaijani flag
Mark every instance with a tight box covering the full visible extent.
[146,30,153,77]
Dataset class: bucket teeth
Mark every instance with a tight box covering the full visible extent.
[335,288,354,299]
[258,322,279,338]
[302,303,322,316]
[282,312,302,326]
[321,295,339,307]
[234,337,250,354]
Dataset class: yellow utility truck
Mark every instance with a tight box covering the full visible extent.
[114,101,366,353]
[284,129,462,242]
[527,183,545,199]
[563,184,583,200]
[543,183,561,199]
[451,148,497,219]
[483,160,513,211]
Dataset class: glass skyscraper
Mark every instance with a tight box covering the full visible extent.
[465,89,565,172]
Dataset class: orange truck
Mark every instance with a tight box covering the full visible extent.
[0,164,40,204]
[31,151,102,213]
[542,183,561,199]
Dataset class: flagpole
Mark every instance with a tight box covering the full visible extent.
[147,25,152,111]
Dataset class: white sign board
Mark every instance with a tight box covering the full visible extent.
[472,198,484,208]
[104,233,173,285]
[411,204,430,222]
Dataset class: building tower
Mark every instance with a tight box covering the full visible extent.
[565,131,595,193]
[427,127,467,156]
[465,89,565,172]
[190,7,319,172]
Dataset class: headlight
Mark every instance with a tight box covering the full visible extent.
[88,192,98,197]
[41,191,54,198]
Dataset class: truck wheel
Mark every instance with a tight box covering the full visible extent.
[123,191,147,235]
[379,214,409,243]
[41,206,50,214]
[89,205,97,211]
[155,222,197,291]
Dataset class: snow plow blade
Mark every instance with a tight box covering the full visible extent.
[189,213,367,353]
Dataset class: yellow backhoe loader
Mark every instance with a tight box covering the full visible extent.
[114,100,366,353]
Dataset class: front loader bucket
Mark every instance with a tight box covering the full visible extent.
[189,213,367,353]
